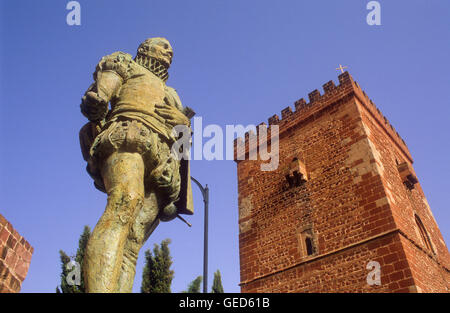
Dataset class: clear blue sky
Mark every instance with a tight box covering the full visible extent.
[1,0,449,293]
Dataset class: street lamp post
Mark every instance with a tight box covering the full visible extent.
[190,176,209,293]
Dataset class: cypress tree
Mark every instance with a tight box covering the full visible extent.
[57,250,74,293]
[184,276,202,293]
[74,225,90,292]
[141,238,174,293]
[211,270,224,293]
[56,226,91,293]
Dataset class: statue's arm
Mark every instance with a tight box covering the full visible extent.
[80,52,132,122]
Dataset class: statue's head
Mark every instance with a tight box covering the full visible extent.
[136,37,173,68]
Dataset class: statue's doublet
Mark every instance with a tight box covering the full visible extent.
[96,51,181,142]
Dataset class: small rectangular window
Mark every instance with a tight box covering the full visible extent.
[298,227,316,258]
[305,237,314,256]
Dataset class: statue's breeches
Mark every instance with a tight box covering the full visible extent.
[88,118,181,202]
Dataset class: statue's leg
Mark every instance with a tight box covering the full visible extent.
[113,134,181,292]
[84,151,145,293]
[116,191,160,293]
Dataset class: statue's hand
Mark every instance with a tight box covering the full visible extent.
[155,101,191,128]
[81,91,108,122]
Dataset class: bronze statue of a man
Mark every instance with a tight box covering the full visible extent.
[79,37,193,293]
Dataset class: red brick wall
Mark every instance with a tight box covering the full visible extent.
[240,232,416,292]
[0,214,33,293]
[354,89,450,292]
[235,72,449,293]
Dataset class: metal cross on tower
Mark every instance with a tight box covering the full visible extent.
[336,64,348,73]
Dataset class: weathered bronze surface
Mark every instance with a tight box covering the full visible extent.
[79,38,193,293]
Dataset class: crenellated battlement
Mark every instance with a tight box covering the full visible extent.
[233,72,412,163]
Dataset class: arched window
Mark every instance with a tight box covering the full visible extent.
[415,215,434,253]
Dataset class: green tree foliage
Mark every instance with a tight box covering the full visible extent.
[211,270,224,293]
[141,239,174,293]
[57,250,74,293]
[56,226,91,293]
[183,276,202,293]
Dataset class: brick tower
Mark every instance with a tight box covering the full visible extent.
[234,72,449,293]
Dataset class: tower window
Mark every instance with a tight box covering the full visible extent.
[305,237,314,256]
[415,214,434,254]
[298,227,316,258]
